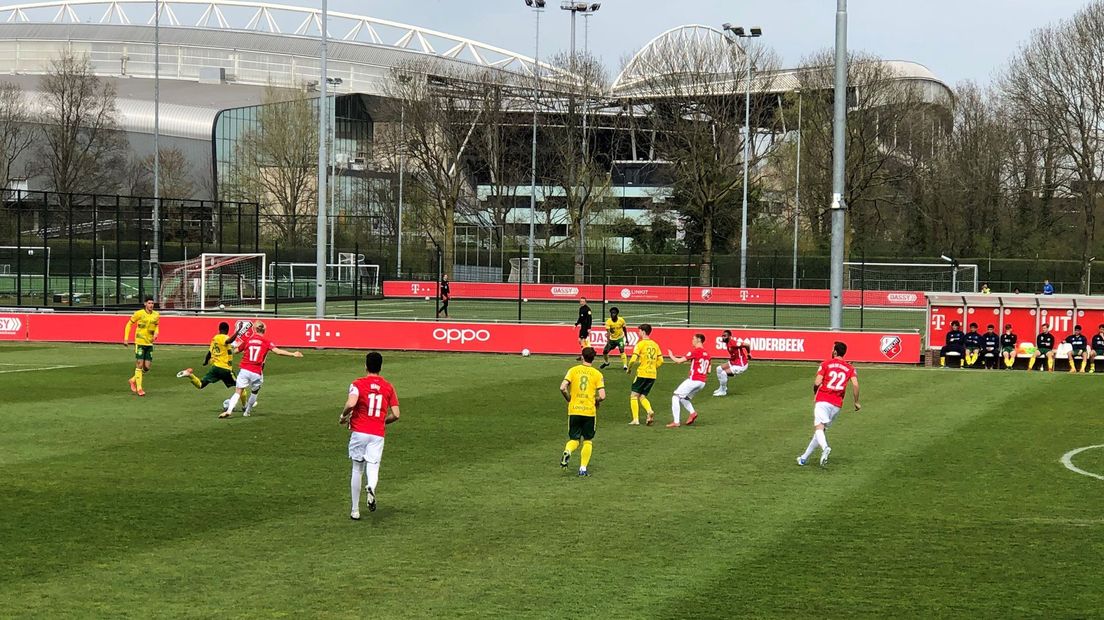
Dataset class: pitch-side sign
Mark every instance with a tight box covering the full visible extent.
[0,313,921,363]
[383,281,926,308]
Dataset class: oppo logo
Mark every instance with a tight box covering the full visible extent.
[433,328,491,344]
[887,293,918,303]
[551,287,579,297]
[0,317,21,334]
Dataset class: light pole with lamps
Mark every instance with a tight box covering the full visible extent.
[561,2,599,277]
[941,254,959,293]
[326,76,343,266]
[828,0,848,329]
[1088,257,1097,295]
[793,89,802,288]
[722,23,762,289]
[524,0,545,283]
[315,0,329,317]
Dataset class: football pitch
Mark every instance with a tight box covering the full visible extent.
[1,343,1102,617]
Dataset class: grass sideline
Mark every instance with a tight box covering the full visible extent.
[1,343,1102,617]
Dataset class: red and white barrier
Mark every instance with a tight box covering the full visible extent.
[383,281,926,308]
[0,312,921,364]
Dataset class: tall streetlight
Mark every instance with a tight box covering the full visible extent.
[722,24,762,289]
[562,2,598,276]
[315,0,329,318]
[828,0,848,329]
[525,0,545,283]
[793,89,802,288]
[152,0,161,289]
[327,76,343,266]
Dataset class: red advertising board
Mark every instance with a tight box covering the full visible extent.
[0,312,921,364]
[0,314,28,340]
[999,307,1039,347]
[383,281,926,308]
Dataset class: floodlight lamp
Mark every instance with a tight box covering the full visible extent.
[590,3,601,10]
[940,254,954,263]
[721,22,733,31]
[750,27,762,37]
[733,26,746,36]
[525,0,533,6]
[535,0,546,6]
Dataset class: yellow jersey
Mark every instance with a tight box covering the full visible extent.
[605,317,627,340]
[126,309,160,346]
[209,333,234,370]
[630,338,663,379]
[563,364,605,417]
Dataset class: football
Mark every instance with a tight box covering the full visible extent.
[521,348,531,357]
[424,296,431,301]
[218,303,225,310]
[222,398,231,410]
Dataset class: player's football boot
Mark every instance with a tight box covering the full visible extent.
[578,469,589,477]
[218,411,232,419]
[628,419,640,425]
[686,412,698,425]
[819,446,832,466]
[645,412,654,426]
[665,422,680,428]
[712,389,726,397]
[599,362,610,369]
[128,378,137,393]
[796,456,808,466]
[350,510,360,521]
[136,389,146,397]
[560,451,570,468]
[176,369,193,378]
[366,487,377,512]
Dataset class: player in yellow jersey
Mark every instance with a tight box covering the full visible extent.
[626,323,663,426]
[176,321,246,392]
[123,296,160,396]
[559,347,606,477]
[599,306,629,370]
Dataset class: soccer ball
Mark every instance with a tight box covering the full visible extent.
[522,298,529,302]
[222,398,231,410]
[218,304,225,310]
[424,296,431,301]
[521,348,531,357]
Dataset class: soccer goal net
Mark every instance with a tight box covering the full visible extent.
[159,253,266,310]
[267,262,381,296]
[507,257,541,283]
[844,262,979,293]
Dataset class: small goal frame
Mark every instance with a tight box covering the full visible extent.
[843,261,979,293]
[199,253,266,311]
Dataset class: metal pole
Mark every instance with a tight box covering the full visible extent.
[396,106,405,277]
[315,0,329,318]
[152,0,161,290]
[739,50,751,288]
[793,91,802,289]
[329,87,336,266]
[828,0,848,330]
[527,5,541,284]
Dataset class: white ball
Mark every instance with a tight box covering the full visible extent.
[218,304,225,310]
[522,298,528,302]
[222,398,231,409]
[521,348,531,357]
[424,296,431,301]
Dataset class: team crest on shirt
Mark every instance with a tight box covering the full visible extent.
[880,336,902,360]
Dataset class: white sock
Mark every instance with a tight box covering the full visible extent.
[365,460,380,494]
[351,461,365,510]
[801,436,818,460]
[225,392,241,413]
[670,395,681,424]
[716,366,728,387]
[680,398,695,414]
[814,428,828,450]
[243,392,259,414]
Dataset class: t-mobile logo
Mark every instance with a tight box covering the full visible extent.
[931,315,946,331]
[306,323,321,342]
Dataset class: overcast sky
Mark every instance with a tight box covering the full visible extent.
[334,0,1088,87]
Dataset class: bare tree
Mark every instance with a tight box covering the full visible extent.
[0,82,32,187]
[126,146,196,199]
[34,51,128,195]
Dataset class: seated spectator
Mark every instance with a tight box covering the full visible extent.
[981,324,1000,369]
[939,320,965,368]
[981,283,992,295]
[1043,279,1055,295]
[1029,325,1056,372]
[1088,324,1104,374]
[1000,324,1018,369]
[1065,325,1088,373]
[963,323,982,368]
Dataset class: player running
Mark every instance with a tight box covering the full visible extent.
[797,341,861,467]
[1000,324,1018,369]
[218,321,303,419]
[574,297,593,360]
[339,352,401,520]
[626,323,662,426]
[1065,325,1088,373]
[666,333,710,428]
[560,347,606,477]
[176,321,245,391]
[713,330,750,396]
[599,307,628,370]
[1088,324,1104,373]
[123,295,160,396]
[1029,324,1056,372]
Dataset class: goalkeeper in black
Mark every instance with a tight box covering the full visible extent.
[574,297,593,361]
[939,320,965,368]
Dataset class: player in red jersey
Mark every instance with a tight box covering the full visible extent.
[666,333,711,428]
[713,330,751,397]
[218,321,303,419]
[339,351,401,520]
[797,341,861,467]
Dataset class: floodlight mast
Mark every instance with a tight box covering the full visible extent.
[722,23,763,288]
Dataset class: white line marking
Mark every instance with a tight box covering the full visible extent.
[0,364,77,374]
[1060,445,1104,481]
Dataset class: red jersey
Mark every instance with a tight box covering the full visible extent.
[727,341,750,366]
[238,335,274,374]
[815,359,856,407]
[348,375,399,437]
[685,348,711,382]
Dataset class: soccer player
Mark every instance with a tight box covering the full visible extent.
[1029,324,1056,372]
[1065,324,1089,373]
[981,324,1000,370]
[559,347,606,477]
[666,333,710,428]
[626,323,662,426]
[436,274,450,319]
[574,297,593,360]
[339,352,400,520]
[123,295,160,396]
[1088,324,1104,374]
[176,321,245,391]
[1000,324,1018,369]
[599,307,628,370]
[713,330,750,396]
[939,320,965,368]
[963,323,982,368]
[797,341,861,467]
[219,321,303,419]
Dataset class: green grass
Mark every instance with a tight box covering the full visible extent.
[1,343,1102,617]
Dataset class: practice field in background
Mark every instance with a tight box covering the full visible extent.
[1,344,1101,617]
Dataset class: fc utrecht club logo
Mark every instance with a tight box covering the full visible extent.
[0,316,21,334]
[701,288,713,301]
[880,335,903,360]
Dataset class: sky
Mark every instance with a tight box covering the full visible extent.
[332,0,1090,87]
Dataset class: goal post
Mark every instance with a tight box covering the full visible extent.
[159,253,266,310]
[507,257,541,283]
[844,262,979,293]
[268,261,381,296]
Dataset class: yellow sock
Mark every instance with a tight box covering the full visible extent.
[630,398,640,422]
[580,440,593,468]
[939,356,946,367]
[640,396,653,414]
[564,439,580,455]
[1048,357,1055,371]
[189,375,203,389]
[620,353,628,367]
[1081,358,1087,372]
[1028,356,1037,370]
[135,369,144,391]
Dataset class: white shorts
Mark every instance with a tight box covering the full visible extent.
[348,432,385,463]
[674,379,707,400]
[235,368,264,392]
[724,363,749,375]
[814,401,841,427]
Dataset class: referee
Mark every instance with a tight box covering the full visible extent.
[436,274,450,318]
[575,297,593,361]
